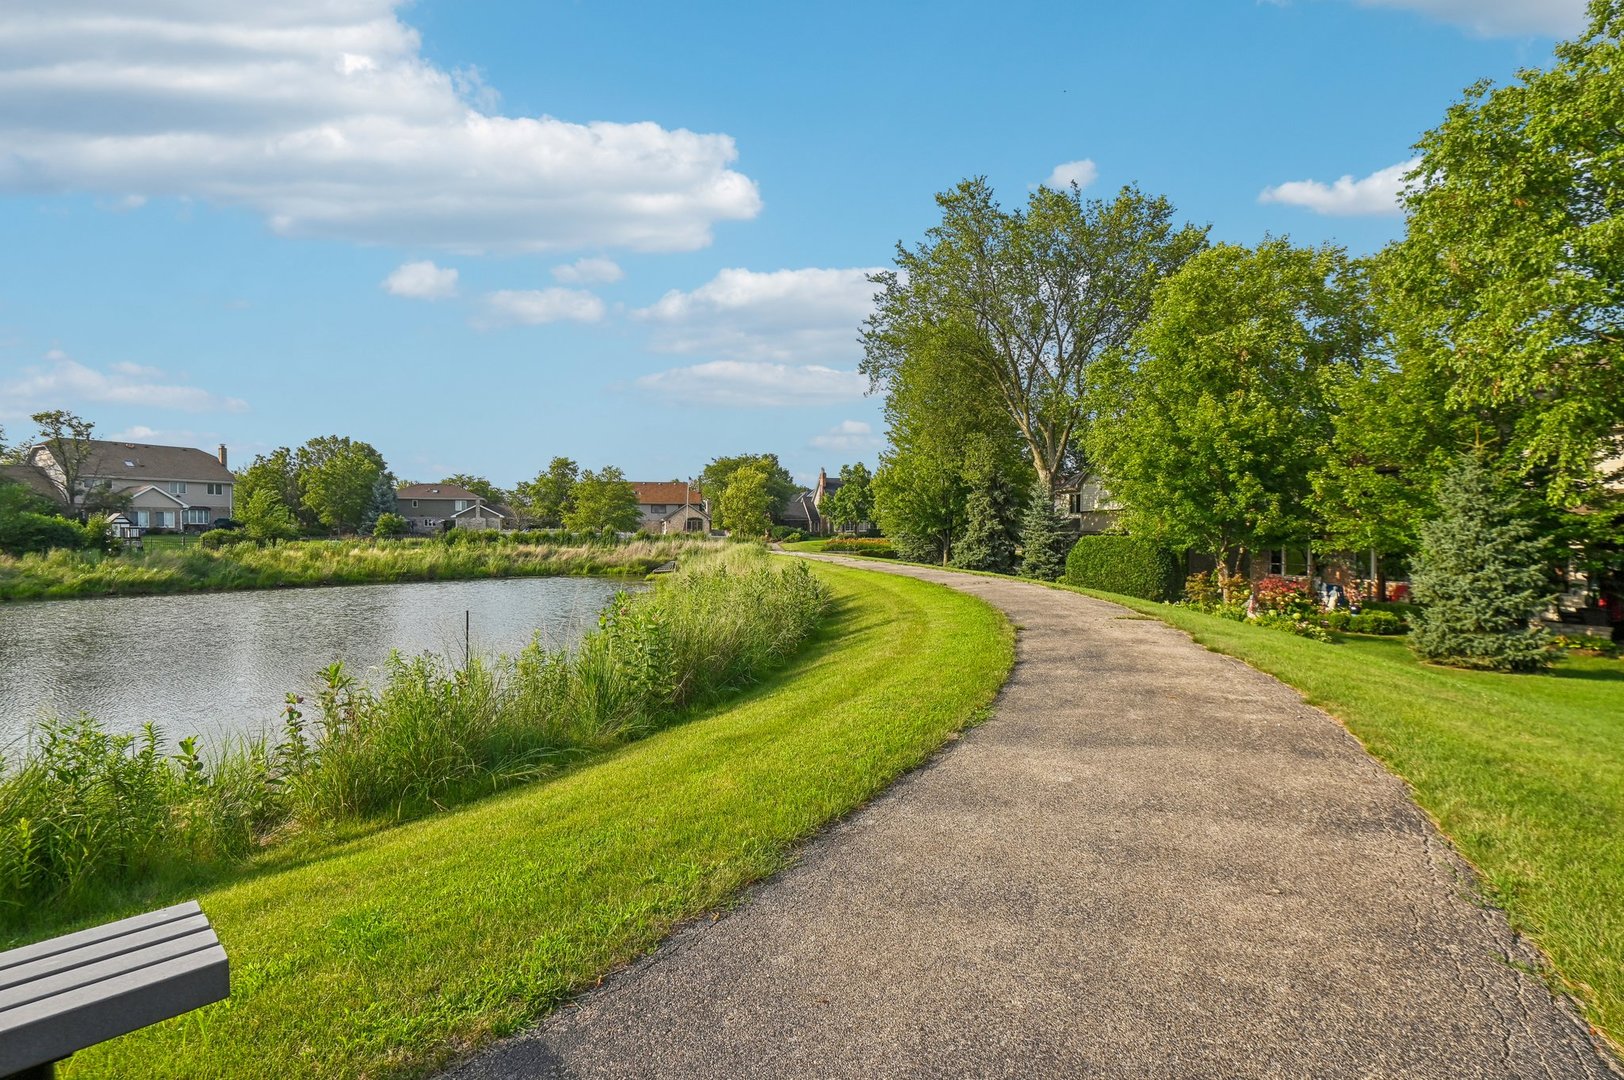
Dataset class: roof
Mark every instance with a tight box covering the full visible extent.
[32,440,233,484]
[451,502,512,518]
[397,483,480,501]
[778,490,819,528]
[630,482,702,506]
[658,503,711,523]
[0,463,60,500]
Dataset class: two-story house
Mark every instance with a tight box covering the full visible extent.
[630,482,710,533]
[395,483,512,532]
[22,440,235,532]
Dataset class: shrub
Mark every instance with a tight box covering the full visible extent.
[1324,610,1351,631]
[1409,456,1554,672]
[1252,612,1334,642]
[1347,611,1406,636]
[372,512,409,538]
[1066,535,1182,601]
[198,528,253,550]
[821,538,897,558]
[1253,575,1320,619]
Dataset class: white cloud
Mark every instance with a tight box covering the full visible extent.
[551,257,624,285]
[635,361,869,408]
[810,419,882,451]
[0,3,761,253]
[1258,158,1418,216]
[479,288,605,326]
[637,267,882,364]
[382,259,458,300]
[3,350,248,413]
[1352,0,1586,36]
[1043,159,1099,191]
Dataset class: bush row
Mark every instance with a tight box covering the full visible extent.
[1063,535,1182,601]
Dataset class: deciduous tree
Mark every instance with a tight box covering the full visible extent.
[719,466,773,537]
[240,487,299,544]
[1385,0,1624,501]
[821,462,875,533]
[863,178,1207,496]
[28,410,97,511]
[511,457,579,528]
[700,454,795,517]
[296,436,388,533]
[564,467,640,533]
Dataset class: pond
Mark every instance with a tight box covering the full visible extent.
[0,576,640,752]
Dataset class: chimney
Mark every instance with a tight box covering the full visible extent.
[217,444,228,468]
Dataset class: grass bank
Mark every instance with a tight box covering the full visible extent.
[0,534,708,602]
[1056,582,1624,1049]
[40,562,1011,1079]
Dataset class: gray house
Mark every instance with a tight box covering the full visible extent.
[395,483,512,532]
[19,439,235,532]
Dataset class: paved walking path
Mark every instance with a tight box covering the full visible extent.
[446,557,1617,1079]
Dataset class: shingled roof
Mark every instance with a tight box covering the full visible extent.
[630,482,702,506]
[32,440,234,484]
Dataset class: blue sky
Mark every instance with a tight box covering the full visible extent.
[0,0,1588,488]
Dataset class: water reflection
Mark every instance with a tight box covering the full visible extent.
[0,577,639,750]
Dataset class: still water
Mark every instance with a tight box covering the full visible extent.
[0,576,639,751]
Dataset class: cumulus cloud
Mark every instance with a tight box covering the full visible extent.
[635,361,868,408]
[383,259,458,300]
[551,257,624,285]
[479,288,605,326]
[1352,0,1586,36]
[637,267,882,364]
[1043,159,1099,191]
[0,3,761,253]
[3,350,249,413]
[810,419,883,451]
[1258,158,1417,216]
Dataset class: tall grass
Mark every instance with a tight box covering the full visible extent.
[0,546,827,921]
[0,533,713,602]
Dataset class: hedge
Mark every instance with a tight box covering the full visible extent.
[1063,535,1182,601]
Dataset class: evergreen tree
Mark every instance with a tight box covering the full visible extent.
[1019,488,1071,581]
[1409,455,1555,672]
[951,467,1021,573]
[362,471,398,533]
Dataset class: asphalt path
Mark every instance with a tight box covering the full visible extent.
[444,556,1618,1079]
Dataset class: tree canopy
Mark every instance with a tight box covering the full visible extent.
[820,462,874,533]
[1090,239,1375,570]
[699,454,795,516]
[511,457,579,528]
[863,178,1208,495]
[295,436,389,533]
[718,466,773,537]
[564,467,640,533]
[1384,0,1624,501]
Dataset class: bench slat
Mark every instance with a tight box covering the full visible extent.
[0,901,201,974]
[0,942,227,1074]
[0,913,211,993]
[0,928,219,1012]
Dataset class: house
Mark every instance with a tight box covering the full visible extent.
[395,483,513,532]
[810,467,872,534]
[19,440,235,532]
[630,482,708,533]
[1054,474,1122,535]
[779,489,821,534]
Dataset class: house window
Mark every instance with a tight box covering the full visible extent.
[411,500,419,508]
[454,500,470,512]
[124,460,136,467]
[685,517,704,533]
[1067,493,1082,515]
[134,510,150,528]
[183,508,210,526]
[153,510,176,529]
[207,483,225,496]
[168,481,187,495]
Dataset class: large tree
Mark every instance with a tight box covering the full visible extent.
[236,448,303,525]
[699,454,795,516]
[862,178,1208,496]
[1384,0,1624,502]
[511,457,579,528]
[239,487,299,544]
[296,436,388,534]
[564,467,641,533]
[1090,239,1375,581]
[28,410,97,511]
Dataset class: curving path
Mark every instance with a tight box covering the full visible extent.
[445,556,1618,1079]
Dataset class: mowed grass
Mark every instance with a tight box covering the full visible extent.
[56,562,1013,1079]
[1066,584,1624,1049]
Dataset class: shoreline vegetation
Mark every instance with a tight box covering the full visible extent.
[24,561,1012,1080]
[0,544,826,925]
[0,531,713,603]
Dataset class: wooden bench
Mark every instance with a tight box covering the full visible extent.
[0,901,229,1079]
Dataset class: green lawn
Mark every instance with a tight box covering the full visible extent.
[59,562,1013,1079]
[1068,585,1624,1050]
